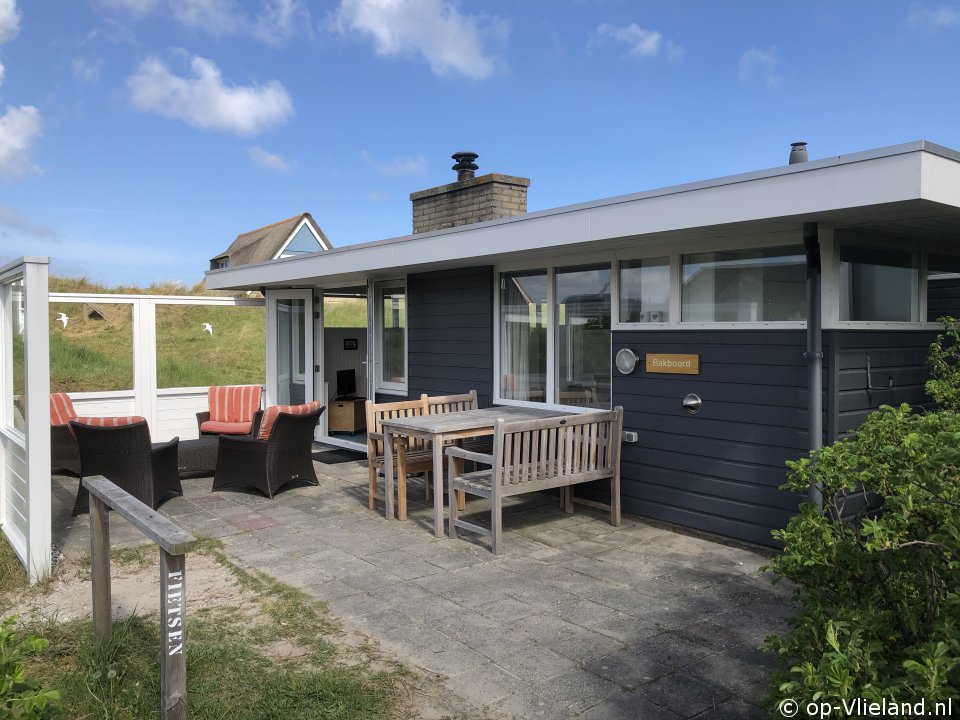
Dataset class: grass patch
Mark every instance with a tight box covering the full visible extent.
[14,539,409,720]
[0,531,27,605]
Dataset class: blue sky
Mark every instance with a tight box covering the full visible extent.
[2,0,960,286]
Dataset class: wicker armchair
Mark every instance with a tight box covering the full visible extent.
[70,419,182,516]
[50,393,81,476]
[213,404,324,498]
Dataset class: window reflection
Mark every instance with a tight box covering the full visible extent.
[556,265,610,409]
[500,271,547,402]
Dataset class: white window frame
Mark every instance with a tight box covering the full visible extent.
[822,230,948,330]
[374,279,408,396]
[612,233,809,330]
[494,254,613,412]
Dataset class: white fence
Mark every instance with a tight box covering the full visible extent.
[51,293,265,442]
[1,257,51,582]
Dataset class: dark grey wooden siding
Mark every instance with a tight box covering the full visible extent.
[827,330,936,439]
[928,276,960,322]
[405,266,494,407]
[611,330,813,547]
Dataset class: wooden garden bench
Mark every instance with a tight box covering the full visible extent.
[446,407,624,554]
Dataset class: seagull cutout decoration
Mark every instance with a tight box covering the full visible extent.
[56,312,69,329]
[202,323,213,336]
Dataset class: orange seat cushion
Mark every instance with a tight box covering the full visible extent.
[200,420,252,435]
[72,416,145,428]
[208,385,261,424]
[258,401,323,440]
[50,393,77,426]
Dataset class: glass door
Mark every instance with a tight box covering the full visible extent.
[266,290,313,407]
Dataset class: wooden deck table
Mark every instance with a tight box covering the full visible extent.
[381,406,573,537]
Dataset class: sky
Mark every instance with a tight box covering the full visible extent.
[1,0,960,287]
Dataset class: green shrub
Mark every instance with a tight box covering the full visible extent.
[927,316,960,412]
[765,404,960,708]
[0,617,60,719]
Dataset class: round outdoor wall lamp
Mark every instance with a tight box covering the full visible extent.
[615,348,640,375]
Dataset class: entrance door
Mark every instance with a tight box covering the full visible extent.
[266,290,313,408]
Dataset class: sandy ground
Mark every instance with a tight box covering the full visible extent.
[4,549,502,720]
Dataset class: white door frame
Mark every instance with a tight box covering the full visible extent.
[315,285,369,452]
[266,289,314,408]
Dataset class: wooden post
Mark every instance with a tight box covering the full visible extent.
[89,494,112,642]
[160,550,187,720]
[82,476,196,720]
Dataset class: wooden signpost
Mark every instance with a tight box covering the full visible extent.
[83,476,197,720]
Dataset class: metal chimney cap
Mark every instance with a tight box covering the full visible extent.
[452,151,479,181]
[789,142,808,164]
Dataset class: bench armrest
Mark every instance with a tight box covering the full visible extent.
[445,446,492,465]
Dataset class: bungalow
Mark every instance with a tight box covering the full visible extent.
[205,142,960,547]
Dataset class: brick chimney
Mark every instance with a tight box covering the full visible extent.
[410,152,530,234]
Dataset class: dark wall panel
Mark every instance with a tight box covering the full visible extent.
[611,330,816,547]
[928,276,960,321]
[827,330,937,437]
[406,266,494,407]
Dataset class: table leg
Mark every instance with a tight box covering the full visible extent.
[384,430,395,521]
[433,434,444,538]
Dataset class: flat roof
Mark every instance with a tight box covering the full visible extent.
[206,141,960,290]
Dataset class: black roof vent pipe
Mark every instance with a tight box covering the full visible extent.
[789,142,809,164]
[452,151,479,181]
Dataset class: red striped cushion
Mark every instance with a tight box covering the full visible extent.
[208,385,262,424]
[50,393,77,426]
[258,401,323,440]
[73,416,145,428]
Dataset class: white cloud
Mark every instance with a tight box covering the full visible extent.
[170,0,241,35]
[72,57,105,83]
[254,0,312,46]
[92,0,159,19]
[335,0,506,80]
[0,205,59,240]
[591,23,683,62]
[0,105,41,178]
[908,3,960,30]
[739,47,781,88]
[361,150,426,176]
[94,0,311,45]
[127,55,293,136]
[0,0,20,43]
[248,146,292,172]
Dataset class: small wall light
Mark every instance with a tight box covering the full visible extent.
[615,348,639,375]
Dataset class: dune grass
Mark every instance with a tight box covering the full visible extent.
[13,540,408,720]
[46,276,367,393]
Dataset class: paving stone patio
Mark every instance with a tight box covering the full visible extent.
[51,448,793,719]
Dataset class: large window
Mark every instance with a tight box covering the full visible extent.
[556,265,610,408]
[619,257,669,323]
[377,283,407,393]
[499,270,547,402]
[839,244,918,322]
[498,265,611,409]
[681,246,806,322]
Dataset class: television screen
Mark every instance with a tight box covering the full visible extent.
[336,369,357,399]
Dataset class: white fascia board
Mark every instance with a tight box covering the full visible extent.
[921,152,960,208]
[206,147,936,291]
